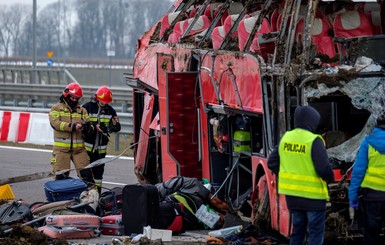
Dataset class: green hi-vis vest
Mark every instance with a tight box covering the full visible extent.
[361,145,385,191]
[278,128,329,200]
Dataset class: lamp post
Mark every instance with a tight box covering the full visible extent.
[107,50,115,87]
[32,0,37,83]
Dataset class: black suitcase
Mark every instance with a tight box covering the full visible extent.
[122,184,159,235]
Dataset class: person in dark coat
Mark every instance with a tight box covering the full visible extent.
[348,114,385,245]
[83,86,121,194]
[268,105,334,245]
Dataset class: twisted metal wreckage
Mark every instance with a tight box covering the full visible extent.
[126,0,385,242]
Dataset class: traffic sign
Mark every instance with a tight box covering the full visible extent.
[47,51,54,58]
[107,50,115,56]
[47,59,53,67]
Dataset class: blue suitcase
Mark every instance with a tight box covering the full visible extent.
[44,178,88,202]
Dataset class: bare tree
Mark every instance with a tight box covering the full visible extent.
[0,4,29,57]
[5,0,173,60]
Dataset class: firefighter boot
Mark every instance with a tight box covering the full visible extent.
[94,179,102,194]
[79,168,95,187]
[55,171,70,180]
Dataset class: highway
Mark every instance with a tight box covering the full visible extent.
[0,145,209,244]
[0,145,136,203]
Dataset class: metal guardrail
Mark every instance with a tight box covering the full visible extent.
[0,83,133,134]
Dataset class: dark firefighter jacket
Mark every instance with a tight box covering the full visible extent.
[83,101,121,155]
[268,106,334,211]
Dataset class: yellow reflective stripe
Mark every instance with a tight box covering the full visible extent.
[59,122,66,131]
[279,184,324,195]
[59,112,71,116]
[279,172,321,183]
[100,118,110,123]
[363,175,385,186]
[90,118,98,122]
[54,142,84,148]
[279,172,329,199]
[55,138,83,144]
[367,166,385,175]
[50,111,60,118]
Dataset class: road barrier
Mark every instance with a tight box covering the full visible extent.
[0,110,53,145]
[0,110,132,148]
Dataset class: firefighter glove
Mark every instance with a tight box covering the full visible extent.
[99,123,108,134]
[349,200,359,209]
[82,121,93,135]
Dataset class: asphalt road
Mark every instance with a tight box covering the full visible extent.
[0,145,137,203]
[0,145,209,244]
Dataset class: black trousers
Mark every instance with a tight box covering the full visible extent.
[363,201,385,245]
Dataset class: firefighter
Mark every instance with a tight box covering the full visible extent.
[83,86,121,194]
[267,105,334,245]
[348,114,385,245]
[49,82,95,184]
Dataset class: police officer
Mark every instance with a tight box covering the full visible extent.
[49,82,94,184]
[83,86,121,194]
[268,105,334,245]
[349,114,385,245]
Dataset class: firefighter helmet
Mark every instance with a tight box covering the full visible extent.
[63,82,83,98]
[95,86,113,104]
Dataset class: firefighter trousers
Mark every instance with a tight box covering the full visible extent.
[51,147,94,185]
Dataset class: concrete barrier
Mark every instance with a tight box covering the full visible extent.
[0,110,53,145]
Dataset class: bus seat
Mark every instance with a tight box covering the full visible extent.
[333,10,373,38]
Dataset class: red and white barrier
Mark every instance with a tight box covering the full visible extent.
[0,111,54,145]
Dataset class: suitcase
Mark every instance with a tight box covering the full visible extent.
[122,184,160,235]
[45,214,100,229]
[38,225,97,239]
[44,178,88,202]
[100,214,124,235]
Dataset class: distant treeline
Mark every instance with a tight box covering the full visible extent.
[0,0,172,60]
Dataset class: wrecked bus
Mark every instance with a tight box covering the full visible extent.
[126,0,385,241]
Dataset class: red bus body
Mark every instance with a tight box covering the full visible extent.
[127,0,385,240]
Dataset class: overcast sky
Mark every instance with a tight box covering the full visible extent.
[0,0,58,6]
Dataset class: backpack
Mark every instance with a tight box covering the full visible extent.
[98,187,123,216]
[165,192,204,230]
[158,200,184,234]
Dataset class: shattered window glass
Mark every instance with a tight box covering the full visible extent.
[304,75,385,162]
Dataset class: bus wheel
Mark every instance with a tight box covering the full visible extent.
[252,175,271,230]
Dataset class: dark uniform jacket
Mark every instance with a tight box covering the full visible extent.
[83,101,121,156]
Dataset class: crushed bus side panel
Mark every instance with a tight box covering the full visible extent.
[127,0,385,242]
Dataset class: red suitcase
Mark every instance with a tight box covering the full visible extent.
[100,214,124,235]
[45,214,100,228]
[38,225,97,239]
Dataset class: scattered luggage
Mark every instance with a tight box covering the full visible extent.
[158,200,184,234]
[100,214,124,235]
[39,214,100,239]
[99,187,123,216]
[45,214,100,228]
[38,225,97,239]
[44,178,88,202]
[122,184,160,235]
[165,192,204,230]
[0,201,32,225]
